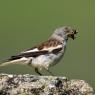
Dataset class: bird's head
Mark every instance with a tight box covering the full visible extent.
[52,26,78,41]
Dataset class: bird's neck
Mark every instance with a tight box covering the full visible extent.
[50,34,68,46]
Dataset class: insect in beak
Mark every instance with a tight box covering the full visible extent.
[68,29,78,40]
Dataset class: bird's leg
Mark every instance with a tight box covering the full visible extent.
[46,69,54,76]
[35,68,42,76]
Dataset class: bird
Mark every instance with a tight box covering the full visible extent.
[0,26,78,75]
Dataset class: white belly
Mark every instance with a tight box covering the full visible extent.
[31,53,62,70]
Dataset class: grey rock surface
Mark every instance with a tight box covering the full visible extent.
[0,74,94,95]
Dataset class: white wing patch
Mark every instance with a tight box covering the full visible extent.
[21,45,62,54]
[42,45,62,52]
[21,48,39,53]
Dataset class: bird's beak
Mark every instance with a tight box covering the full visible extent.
[68,29,78,40]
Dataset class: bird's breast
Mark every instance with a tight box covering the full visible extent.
[31,50,64,69]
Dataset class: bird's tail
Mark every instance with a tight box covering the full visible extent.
[0,58,28,67]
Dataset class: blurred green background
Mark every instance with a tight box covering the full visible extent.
[0,0,95,90]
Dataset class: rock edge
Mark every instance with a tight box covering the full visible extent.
[0,74,94,95]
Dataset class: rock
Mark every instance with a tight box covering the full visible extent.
[0,74,94,95]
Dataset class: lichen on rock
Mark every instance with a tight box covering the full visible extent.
[0,74,94,95]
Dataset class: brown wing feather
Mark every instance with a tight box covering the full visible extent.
[38,38,62,50]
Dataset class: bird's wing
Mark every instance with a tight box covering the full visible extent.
[8,38,63,61]
[0,38,63,67]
